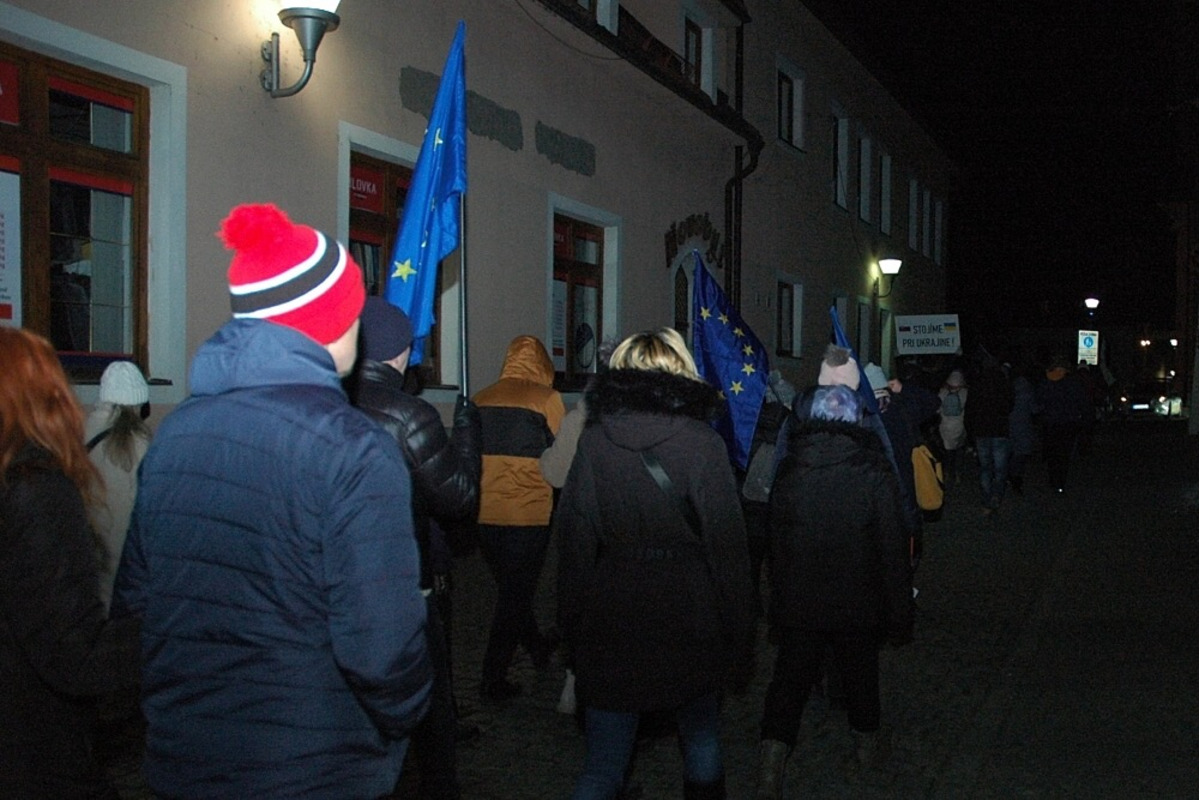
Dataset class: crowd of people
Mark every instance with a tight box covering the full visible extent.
[2,202,1106,800]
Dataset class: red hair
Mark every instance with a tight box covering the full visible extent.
[0,327,101,507]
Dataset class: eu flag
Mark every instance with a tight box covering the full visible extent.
[828,304,879,415]
[692,251,769,470]
[385,21,467,365]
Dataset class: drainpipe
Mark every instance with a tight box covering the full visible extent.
[724,22,763,309]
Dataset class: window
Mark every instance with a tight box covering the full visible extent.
[777,72,794,144]
[776,62,805,148]
[346,151,453,383]
[933,198,945,265]
[856,300,872,366]
[908,178,920,250]
[776,277,803,357]
[552,214,604,390]
[684,18,703,88]
[0,42,149,379]
[922,188,932,257]
[831,111,849,208]
[858,134,872,222]
[880,152,893,234]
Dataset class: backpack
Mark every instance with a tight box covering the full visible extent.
[941,389,963,418]
[911,444,944,511]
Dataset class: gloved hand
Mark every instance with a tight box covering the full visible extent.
[453,394,480,430]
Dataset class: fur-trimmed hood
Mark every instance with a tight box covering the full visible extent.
[584,368,722,453]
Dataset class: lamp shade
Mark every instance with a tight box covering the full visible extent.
[878,258,902,275]
[282,0,340,12]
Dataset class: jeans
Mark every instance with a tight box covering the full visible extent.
[572,692,723,799]
[975,436,1012,507]
[478,524,551,685]
[761,626,880,749]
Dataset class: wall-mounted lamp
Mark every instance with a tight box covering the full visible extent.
[873,258,902,299]
[1084,297,1100,310]
[261,2,342,98]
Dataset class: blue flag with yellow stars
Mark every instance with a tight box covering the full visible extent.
[828,304,880,415]
[385,20,467,365]
[692,250,769,470]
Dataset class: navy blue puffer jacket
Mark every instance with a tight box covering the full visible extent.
[114,320,431,800]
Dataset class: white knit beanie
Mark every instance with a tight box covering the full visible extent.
[99,361,149,406]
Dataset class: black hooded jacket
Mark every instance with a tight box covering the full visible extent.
[768,415,913,639]
[554,368,755,712]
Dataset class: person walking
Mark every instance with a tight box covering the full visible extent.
[112,203,432,799]
[965,349,1015,515]
[85,360,152,612]
[474,335,566,701]
[1,327,142,799]
[350,297,482,800]
[555,328,755,800]
[938,370,969,487]
[1036,353,1091,495]
[1006,359,1040,495]
[755,385,913,798]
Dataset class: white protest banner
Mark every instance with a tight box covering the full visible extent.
[895,314,961,355]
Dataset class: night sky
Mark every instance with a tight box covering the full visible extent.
[799,1,1197,337]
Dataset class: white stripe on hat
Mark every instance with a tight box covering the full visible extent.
[232,240,350,320]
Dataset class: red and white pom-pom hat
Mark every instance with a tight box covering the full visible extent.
[219,203,365,345]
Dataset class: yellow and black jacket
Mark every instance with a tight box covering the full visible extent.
[474,336,565,526]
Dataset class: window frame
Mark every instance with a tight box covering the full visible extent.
[831,109,849,209]
[0,40,150,380]
[552,213,606,392]
[775,275,803,358]
[776,58,805,150]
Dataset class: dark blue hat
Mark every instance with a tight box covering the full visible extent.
[359,296,414,363]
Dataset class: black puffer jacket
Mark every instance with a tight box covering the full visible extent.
[352,359,481,587]
[555,369,754,712]
[768,416,912,640]
[1,444,140,798]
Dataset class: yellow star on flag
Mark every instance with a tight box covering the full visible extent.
[742,362,757,376]
[729,380,745,395]
[733,326,745,338]
[700,307,712,320]
[742,344,754,356]
[392,259,417,281]
[718,313,729,325]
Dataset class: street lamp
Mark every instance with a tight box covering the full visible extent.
[873,258,902,299]
[261,2,343,98]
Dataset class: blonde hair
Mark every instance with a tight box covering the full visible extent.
[608,328,702,381]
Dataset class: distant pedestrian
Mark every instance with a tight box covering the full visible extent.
[965,348,1014,514]
[113,203,431,799]
[1006,360,1040,494]
[556,328,754,800]
[474,335,566,702]
[1036,353,1091,495]
[938,370,968,486]
[85,360,152,612]
[1,326,141,799]
[755,385,913,798]
[350,297,482,800]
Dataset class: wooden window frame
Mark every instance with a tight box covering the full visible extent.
[0,41,149,380]
[552,214,604,392]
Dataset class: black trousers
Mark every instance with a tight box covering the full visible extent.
[479,524,551,684]
[760,626,881,749]
[404,596,460,799]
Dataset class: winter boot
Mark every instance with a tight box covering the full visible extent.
[755,740,789,799]
[683,772,726,800]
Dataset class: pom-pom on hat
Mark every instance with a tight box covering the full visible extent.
[359,296,414,363]
[220,203,365,345]
[818,345,861,390]
[99,361,149,406]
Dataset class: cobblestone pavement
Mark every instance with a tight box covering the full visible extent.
[110,421,1197,799]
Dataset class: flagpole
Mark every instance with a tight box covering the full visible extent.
[457,193,469,396]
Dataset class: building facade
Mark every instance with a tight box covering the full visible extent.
[0,0,953,409]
